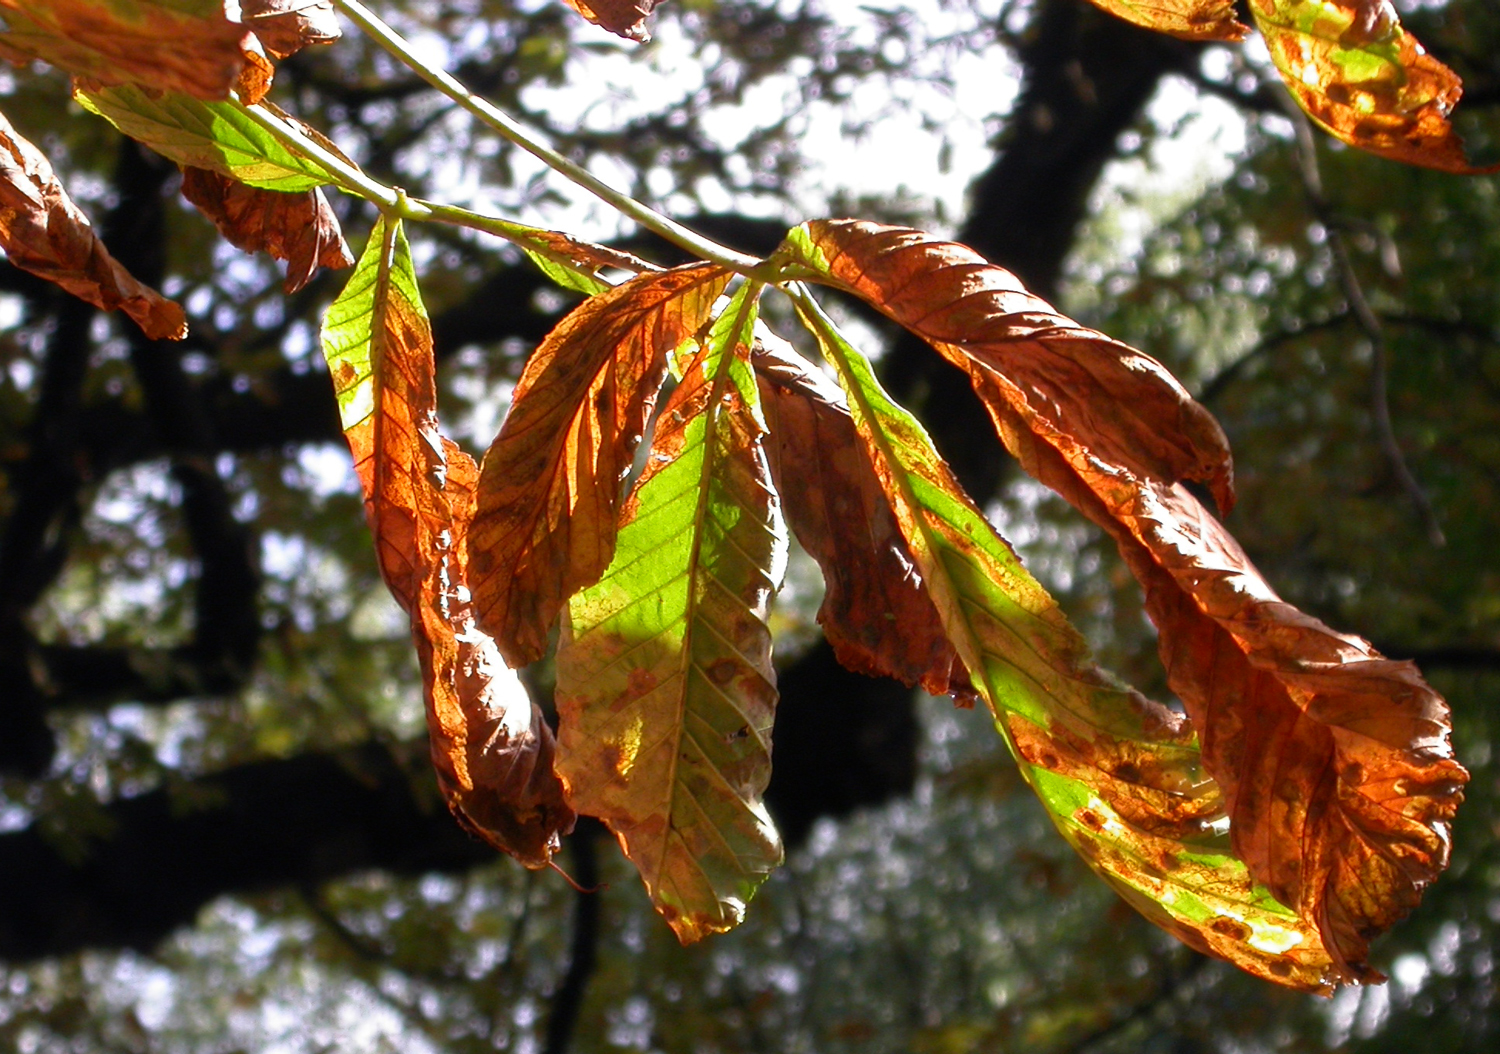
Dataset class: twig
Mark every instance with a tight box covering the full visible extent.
[543,819,604,1054]
[1282,94,1446,546]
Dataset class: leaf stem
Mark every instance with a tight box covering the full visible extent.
[330,0,762,274]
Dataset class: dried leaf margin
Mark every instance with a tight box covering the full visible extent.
[0,106,186,340]
[1080,0,1248,42]
[562,0,660,43]
[789,287,1340,990]
[782,219,1467,983]
[469,264,732,668]
[556,282,788,942]
[320,215,573,867]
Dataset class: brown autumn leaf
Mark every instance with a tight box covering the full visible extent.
[180,166,353,293]
[1080,0,1248,42]
[468,264,731,668]
[0,0,253,100]
[1250,0,1484,173]
[561,0,659,43]
[241,0,341,60]
[322,216,574,867]
[751,332,967,698]
[0,106,186,340]
[784,218,1467,981]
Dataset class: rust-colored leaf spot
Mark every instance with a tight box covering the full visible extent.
[180,166,353,293]
[469,264,730,668]
[0,106,186,340]
[1082,0,1248,42]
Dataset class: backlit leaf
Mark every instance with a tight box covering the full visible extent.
[561,0,659,43]
[785,219,1467,984]
[791,287,1339,992]
[76,86,343,192]
[180,166,353,293]
[1250,0,1479,172]
[752,330,966,698]
[469,264,731,667]
[0,106,186,340]
[555,282,787,942]
[1080,0,1248,42]
[321,216,574,867]
[0,0,252,99]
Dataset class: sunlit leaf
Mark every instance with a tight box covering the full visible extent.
[242,0,340,60]
[75,85,343,192]
[0,105,186,340]
[784,219,1467,984]
[321,216,574,867]
[180,166,353,293]
[469,264,731,667]
[752,330,967,698]
[1251,0,1481,172]
[1080,0,1248,42]
[791,286,1339,991]
[556,281,787,942]
[0,0,253,99]
[561,0,658,43]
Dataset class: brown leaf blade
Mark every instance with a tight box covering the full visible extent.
[180,166,353,293]
[751,331,965,697]
[0,0,252,100]
[784,219,1467,983]
[556,283,786,941]
[1081,0,1248,42]
[242,0,340,60]
[1251,0,1480,172]
[561,0,659,43]
[321,216,574,867]
[469,264,731,668]
[0,106,186,340]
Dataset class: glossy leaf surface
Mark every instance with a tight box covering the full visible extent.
[470,265,731,667]
[321,216,574,867]
[556,283,787,942]
[180,166,353,293]
[792,288,1339,991]
[786,219,1466,984]
[0,106,186,340]
[0,0,251,99]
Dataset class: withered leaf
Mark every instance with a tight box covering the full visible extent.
[751,330,965,697]
[561,0,659,43]
[180,166,353,293]
[0,106,186,340]
[557,283,787,942]
[0,0,253,100]
[785,219,1467,983]
[1081,0,1248,42]
[321,216,574,867]
[792,287,1340,991]
[1250,0,1482,172]
[241,0,341,60]
[469,264,731,668]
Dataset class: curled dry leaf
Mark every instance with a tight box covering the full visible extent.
[1250,0,1484,172]
[556,284,787,942]
[785,219,1466,984]
[1081,0,1248,42]
[469,265,731,668]
[792,289,1338,991]
[0,107,186,340]
[321,216,574,867]
[751,331,966,698]
[561,0,659,43]
[241,0,341,60]
[180,166,353,293]
[0,0,253,100]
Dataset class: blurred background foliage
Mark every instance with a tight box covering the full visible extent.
[1,0,1499,1052]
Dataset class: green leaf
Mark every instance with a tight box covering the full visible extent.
[790,288,1339,992]
[522,247,611,295]
[555,280,788,942]
[75,85,341,191]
